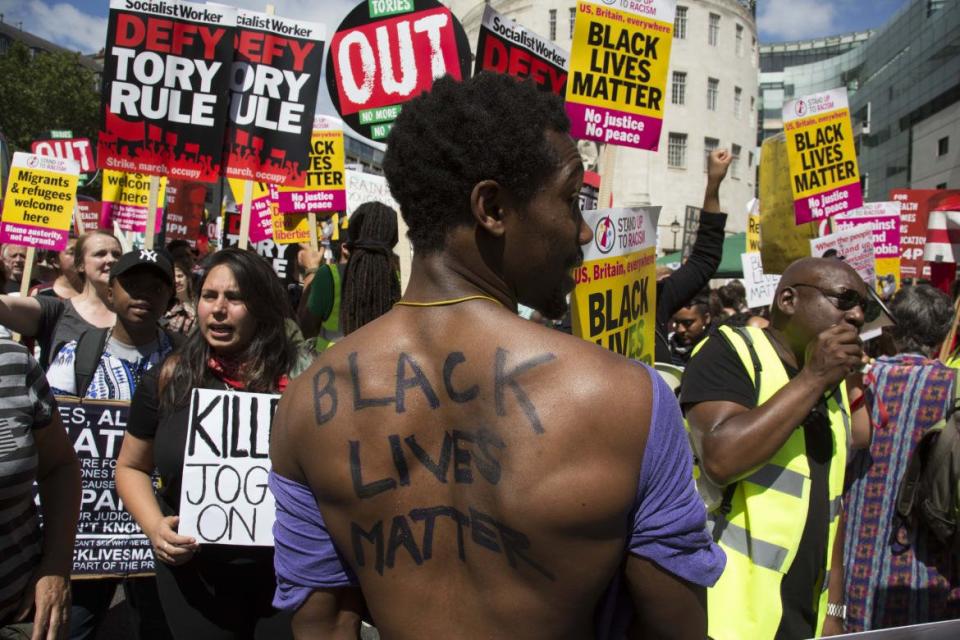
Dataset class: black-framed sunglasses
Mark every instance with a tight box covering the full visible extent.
[791,283,882,323]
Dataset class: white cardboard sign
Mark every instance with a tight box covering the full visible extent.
[741,252,781,309]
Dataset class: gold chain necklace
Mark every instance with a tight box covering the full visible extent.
[394,294,504,308]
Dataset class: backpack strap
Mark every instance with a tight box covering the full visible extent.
[73,328,110,399]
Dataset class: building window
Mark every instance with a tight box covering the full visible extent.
[938,182,949,189]
[731,144,741,179]
[707,78,719,111]
[734,87,742,117]
[672,72,686,105]
[549,9,556,41]
[735,24,743,56]
[928,1,945,18]
[668,133,688,169]
[569,7,576,38]
[939,136,949,156]
[708,13,720,46]
[748,151,754,168]
[674,6,687,39]
[704,137,719,171]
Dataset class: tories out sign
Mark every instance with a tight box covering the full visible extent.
[326,0,471,141]
[179,389,279,546]
[474,5,567,95]
[97,0,236,182]
[224,9,326,186]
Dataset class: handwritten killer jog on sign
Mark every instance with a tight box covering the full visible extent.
[224,9,325,186]
[474,5,567,94]
[571,207,658,363]
[327,0,471,141]
[59,399,154,577]
[783,88,863,225]
[98,0,236,182]
[565,0,675,150]
[0,153,79,251]
[179,389,279,545]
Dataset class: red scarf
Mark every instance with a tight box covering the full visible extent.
[207,355,289,392]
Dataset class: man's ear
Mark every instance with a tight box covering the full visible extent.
[470,180,507,238]
[776,286,797,317]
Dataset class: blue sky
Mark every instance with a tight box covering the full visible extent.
[0,0,910,55]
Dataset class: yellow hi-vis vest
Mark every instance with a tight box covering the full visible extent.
[699,326,850,640]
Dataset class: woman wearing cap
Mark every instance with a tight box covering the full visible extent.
[45,249,177,400]
[116,249,308,639]
[0,230,122,367]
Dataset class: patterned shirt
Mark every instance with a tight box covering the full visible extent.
[0,340,56,624]
[46,331,175,401]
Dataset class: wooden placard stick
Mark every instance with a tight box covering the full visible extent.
[143,175,161,250]
[238,180,254,250]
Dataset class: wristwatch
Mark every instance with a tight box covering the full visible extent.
[826,602,847,621]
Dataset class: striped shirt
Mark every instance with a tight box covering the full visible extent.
[0,340,56,624]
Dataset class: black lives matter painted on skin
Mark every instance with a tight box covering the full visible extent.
[312,347,558,580]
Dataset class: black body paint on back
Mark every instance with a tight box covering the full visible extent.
[312,367,338,426]
[349,352,394,410]
[494,347,556,434]
[443,352,479,403]
[396,352,441,412]
[350,440,397,499]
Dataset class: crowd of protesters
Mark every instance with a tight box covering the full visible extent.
[1,73,959,640]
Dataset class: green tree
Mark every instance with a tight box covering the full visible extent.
[0,41,100,152]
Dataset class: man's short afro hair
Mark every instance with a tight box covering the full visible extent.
[383,72,571,254]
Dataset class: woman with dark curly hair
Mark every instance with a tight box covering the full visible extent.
[116,249,308,639]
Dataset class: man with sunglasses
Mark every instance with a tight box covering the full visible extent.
[680,256,871,640]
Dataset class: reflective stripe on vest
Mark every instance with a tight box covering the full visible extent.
[701,326,849,640]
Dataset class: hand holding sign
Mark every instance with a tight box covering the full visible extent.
[148,515,199,566]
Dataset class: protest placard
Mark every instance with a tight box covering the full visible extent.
[227,178,274,243]
[891,189,941,280]
[31,137,96,186]
[758,134,819,274]
[571,206,658,363]
[747,213,761,253]
[224,9,326,186]
[783,88,862,225]
[179,389,279,546]
[224,209,300,284]
[101,170,167,234]
[277,116,346,214]
[271,206,313,245]
[0,152,78,251]
[810,223,875,286]
[835,202,901,297]
[565,0,675,151]
[58,399,154,577]
[474,5,567,95]
[326,0,471,141]
[741,252,780,309]
[97,0,236,182]
[75,201,103,235]
[164,179,208,246]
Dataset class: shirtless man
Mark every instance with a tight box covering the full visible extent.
[270,73,725,639]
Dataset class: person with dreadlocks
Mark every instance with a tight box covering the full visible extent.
[269,73,723,639]
[297,202,400,350]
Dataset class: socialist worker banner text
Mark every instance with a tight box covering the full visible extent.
[565,1,675,150]
[224,10,326,186]
[571,206,659,363]
[98,0,236,182]
[783,88,862,225]
[475,5,567,95]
